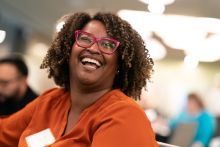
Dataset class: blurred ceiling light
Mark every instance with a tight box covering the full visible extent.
[146,38,167,60]
[56,21,65,32]
[154,15,220,51]
[197,17,220,33]
[185,34,220,62]
[139,0,175,14]
[0,30,6,44]
[118,10,162,33]
[184,55,199,69]
[118,10,220,62]
[154,15,208,50]
[139,0,175,5]
[148,3,165,14]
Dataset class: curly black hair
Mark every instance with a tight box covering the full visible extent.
[41,12,154,100]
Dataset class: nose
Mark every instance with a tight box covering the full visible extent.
[88,41,101,54]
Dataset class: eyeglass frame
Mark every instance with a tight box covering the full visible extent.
[74,30,120,55]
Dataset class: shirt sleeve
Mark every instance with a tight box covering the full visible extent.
[194,113,216,145]
[91,102,158,147]
[0,96,40,146]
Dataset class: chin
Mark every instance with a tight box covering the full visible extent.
[78,75,98,85]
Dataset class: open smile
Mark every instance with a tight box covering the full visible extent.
[79,56,103,70]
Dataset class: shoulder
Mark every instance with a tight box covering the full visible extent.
[36,87,69,105]
[198,111,215,122]
[101,89,143,109]
[97,89,148,122]
[40,87,67,97]
[200,111,214,118]
[90,90,157,146]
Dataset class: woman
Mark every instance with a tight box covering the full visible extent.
[169,93,215,147]
[0,12,157,146]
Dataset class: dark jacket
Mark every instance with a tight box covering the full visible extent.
[0,86,38,116]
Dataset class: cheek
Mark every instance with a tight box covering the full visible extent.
[71,42,82,52]
[107,54,118,71]
[112,53,118,68]
[72,42,78,48]
[71,43,77,54]
[70,43,80,59]
[4,85,16,94]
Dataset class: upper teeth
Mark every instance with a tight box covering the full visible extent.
[81,58,101,67]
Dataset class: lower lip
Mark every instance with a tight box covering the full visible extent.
[80,62,99,71]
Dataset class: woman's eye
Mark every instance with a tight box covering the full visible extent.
[79,36,92,43]
[101,41,116,49]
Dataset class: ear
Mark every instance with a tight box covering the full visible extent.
[21,76,28,84]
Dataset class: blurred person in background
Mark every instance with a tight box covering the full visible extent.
[169,93,216,147]
[0,54,38,116]
[0,12,157,146]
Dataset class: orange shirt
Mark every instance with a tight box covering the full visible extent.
[0,88,158,147]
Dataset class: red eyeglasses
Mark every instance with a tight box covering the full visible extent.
[75,30,120,55]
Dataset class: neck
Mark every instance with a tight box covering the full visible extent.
[69,86,111,112]
[189,108,202,116]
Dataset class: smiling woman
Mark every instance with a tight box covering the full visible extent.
[0,12,157,147]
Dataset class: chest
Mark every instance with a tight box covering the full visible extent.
[62,110,80,136]
[18,106,95,146]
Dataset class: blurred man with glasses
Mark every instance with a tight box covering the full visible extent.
[0,54,38,116]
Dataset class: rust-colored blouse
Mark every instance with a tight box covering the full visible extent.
[0,88,158,147]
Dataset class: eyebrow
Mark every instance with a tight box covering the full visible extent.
[81,30,109,39]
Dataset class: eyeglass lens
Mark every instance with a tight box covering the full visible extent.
[76,31,119,54]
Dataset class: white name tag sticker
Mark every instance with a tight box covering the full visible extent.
[25,128,55,147]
